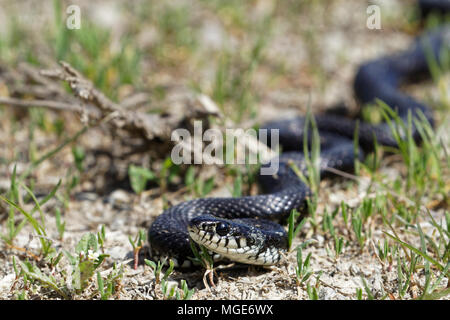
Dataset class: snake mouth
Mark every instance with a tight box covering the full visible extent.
[187,215,284,265]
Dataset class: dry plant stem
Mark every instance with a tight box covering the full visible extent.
[133,246,141,270]
[5,243,40,261]
[2,62,79,105]
[0,97,100,117]
[203,269,217,292]
[120,92,151,109]
[40,61,121,113]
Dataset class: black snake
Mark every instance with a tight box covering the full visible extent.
[148,1,450,268]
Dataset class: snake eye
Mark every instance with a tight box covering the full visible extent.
[215,222,229,236]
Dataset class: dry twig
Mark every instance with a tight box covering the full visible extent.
[38,61,219,140]
[0,61,221,143]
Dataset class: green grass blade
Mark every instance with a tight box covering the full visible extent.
[383,231,446,273]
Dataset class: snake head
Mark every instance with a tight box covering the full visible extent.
[187,215,285,265]
[188,215,249,243]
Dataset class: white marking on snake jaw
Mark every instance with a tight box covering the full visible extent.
[236,248,246,254]
[227,238,238,249]
[211,235,220,244]
[189,227,283,266]
[219,238,227,247]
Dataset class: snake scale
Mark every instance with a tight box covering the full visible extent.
[148,0,450,268]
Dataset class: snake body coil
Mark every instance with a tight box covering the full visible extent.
[148,3,450,268]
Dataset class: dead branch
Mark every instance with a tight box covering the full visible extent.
[0,61,220,143]
[0,61,274,164]
[37,61,219,140]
